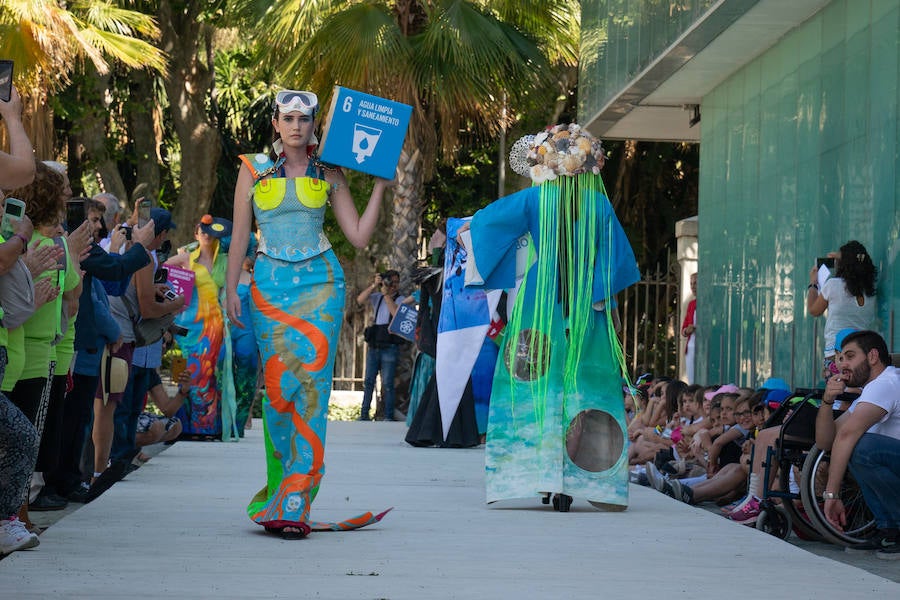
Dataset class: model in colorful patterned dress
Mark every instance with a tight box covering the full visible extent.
[225,90,393,539]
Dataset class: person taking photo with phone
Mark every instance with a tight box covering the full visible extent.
[0,84,36,189]
[807,240,878,379]
[1,161,90,526]
[43,198,154,504]
[0,83,43,552]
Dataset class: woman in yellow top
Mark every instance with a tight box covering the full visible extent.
[225,89,392,539]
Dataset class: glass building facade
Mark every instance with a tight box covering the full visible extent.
[580,0,716,122]
[581,0,900,387]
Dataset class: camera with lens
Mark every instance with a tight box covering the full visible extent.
[120,224,133,241]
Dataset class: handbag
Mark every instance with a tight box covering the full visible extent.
[364,296,401,347]
[364,323,394,346]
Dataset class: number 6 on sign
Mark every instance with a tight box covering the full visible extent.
[318,86,412,179]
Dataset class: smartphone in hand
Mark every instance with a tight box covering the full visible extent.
[66,199,85,234]
[137,199,152,227]
[1,197,25,239]
[170,355,187,385]
[816,257,835,269]
[0,60,13,103]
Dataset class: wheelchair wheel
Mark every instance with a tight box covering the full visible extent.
[756,505,793,540]
[777,462,822,541]
[800,444,877,546]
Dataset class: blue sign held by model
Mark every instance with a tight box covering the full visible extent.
[318,86,413,179]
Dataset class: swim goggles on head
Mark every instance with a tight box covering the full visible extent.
[274,90,318,116]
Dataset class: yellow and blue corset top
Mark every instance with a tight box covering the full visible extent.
[252,176,332,262]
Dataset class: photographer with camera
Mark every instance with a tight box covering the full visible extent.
[88,209,183,498]
[807,241,877,380]
[356,270,413,421]
[37,198,153,505]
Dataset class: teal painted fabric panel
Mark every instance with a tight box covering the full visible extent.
[697,0,899,388]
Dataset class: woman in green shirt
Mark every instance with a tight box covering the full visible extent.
[3,162,89,521]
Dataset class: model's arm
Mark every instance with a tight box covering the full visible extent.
[0,87,36,189]
[226,165,253,328]
[329,170,392,249]
[164,251,189,269]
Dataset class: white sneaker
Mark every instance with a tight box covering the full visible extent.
[0,516,40,555]
[644,462,668,493]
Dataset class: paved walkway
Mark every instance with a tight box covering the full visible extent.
[2,421,898,599]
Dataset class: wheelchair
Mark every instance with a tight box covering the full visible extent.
[799,443,877,545]
[755,389,876,545]
[755,389,825,540]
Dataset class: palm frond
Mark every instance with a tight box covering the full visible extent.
[480,0,580,66]
[283,3,414,98]
[412,2,548,120]
[72,0,161,38]
[0,0,168,87]
[253,0,347,57]
[77,29,167,72]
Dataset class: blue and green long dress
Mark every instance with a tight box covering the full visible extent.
[467,176,640,508]
[238,152,388,532]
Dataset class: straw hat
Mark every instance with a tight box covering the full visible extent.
[100,347,129,405]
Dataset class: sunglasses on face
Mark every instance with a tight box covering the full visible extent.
[275,90,318,116]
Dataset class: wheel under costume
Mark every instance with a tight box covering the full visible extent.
[467,126,639,509]
[238,152,389,532]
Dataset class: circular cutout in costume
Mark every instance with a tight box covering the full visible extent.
[565,409,625,473]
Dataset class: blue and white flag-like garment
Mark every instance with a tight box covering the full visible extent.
[435,217,502,440]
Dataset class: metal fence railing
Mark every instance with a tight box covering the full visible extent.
[334,257,682,389]
[618,257,680,380]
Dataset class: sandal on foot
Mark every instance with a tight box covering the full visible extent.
[263,521,311,540]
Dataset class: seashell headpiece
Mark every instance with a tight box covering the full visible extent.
[508,123,607,184]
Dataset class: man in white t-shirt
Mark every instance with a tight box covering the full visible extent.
[816,330,900,559]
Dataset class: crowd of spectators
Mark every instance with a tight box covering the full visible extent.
[1,84,191,557]
[629,328,900,560]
